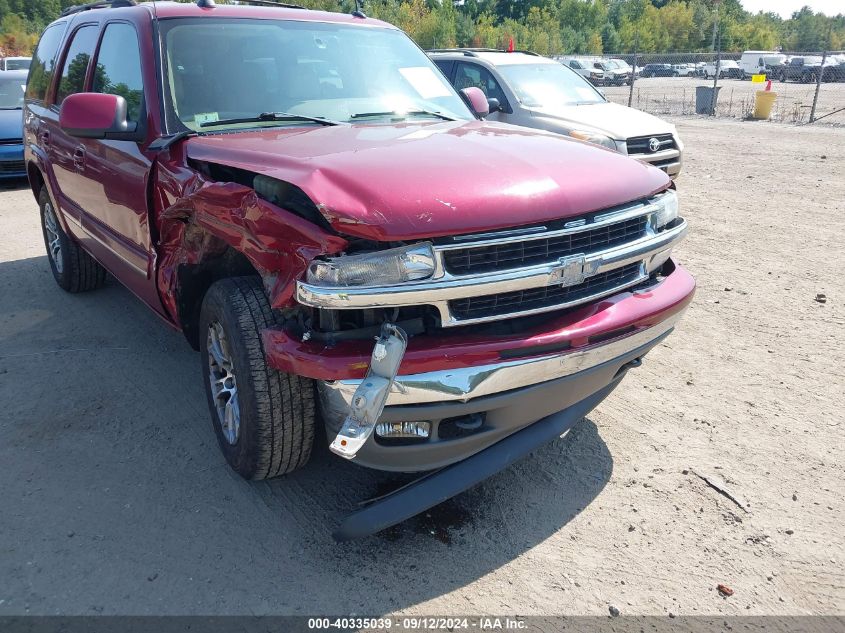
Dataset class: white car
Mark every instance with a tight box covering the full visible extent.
[671,64,695,77]
[429,50,683,178]
[555,56,605,86]
[702,59,741,79]
[0,57,31,71]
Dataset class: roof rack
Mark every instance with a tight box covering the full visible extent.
[60,0,135,17]
[231,0,306,8]
[426,48,541,57]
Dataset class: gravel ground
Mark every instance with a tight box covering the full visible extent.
[604,76,845,125]
[0,116,843,617]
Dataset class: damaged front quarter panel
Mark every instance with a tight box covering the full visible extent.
[155,160,348,324]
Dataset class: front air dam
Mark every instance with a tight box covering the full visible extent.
[332,330,666,541]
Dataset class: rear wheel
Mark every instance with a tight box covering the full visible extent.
[38,187,107,293]
[199,276,315,480]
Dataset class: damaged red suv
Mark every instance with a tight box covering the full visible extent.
[25,0,693,539]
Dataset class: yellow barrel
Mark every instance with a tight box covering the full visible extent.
[753,91,777,120]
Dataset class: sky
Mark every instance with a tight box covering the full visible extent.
[739,0,845,18]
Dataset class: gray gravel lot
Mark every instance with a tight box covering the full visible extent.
[0,116,843,616]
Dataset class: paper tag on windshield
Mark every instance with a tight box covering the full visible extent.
[194,112,219,125]
[399,67,451,100]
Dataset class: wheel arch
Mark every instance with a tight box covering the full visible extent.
[175,245,263,350]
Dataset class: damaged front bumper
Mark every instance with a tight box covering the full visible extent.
[263,260,695,472]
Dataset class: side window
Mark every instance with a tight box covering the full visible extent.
[55,24,99,105]
[92,23,144,123]
[455,63,505,103]
[570,61,581,69]
[25,23,67,102]
[433,60,454,80]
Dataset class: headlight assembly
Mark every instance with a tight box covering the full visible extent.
[653,189,679,229]
[568,129,619,152]
[307,243,435,287]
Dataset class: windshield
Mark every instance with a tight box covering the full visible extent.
[160,18,472,131]
[0,77,25,109]
[497,62,604,108]
[4,58,30,71]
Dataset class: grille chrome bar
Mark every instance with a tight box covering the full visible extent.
[297,191,687,327]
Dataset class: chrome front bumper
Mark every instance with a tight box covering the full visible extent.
[297,196,687,326]
[319,310,683,411]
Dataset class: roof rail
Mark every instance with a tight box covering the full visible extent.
[426,47,542,57]
[60,0,135,16]
[233,0,307,8]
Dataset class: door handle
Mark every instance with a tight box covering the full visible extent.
[73,146,86,171]
[39,130,50,146]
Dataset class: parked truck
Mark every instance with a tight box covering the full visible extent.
[25,0,693,539]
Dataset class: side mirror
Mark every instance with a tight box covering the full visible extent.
[487,97,501,113]
[60,93,142,141]
[460,86,489,117]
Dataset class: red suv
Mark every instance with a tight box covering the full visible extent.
[25,0,693,539]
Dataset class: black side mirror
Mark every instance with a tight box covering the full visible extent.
[487,98,501,113]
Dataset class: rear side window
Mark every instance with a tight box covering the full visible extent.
[55,24,99,105]
[92,23,144,123]
[25,23,67,102]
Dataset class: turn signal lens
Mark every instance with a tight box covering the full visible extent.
[653,189,679,229]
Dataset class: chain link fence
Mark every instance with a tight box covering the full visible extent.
[555,51,845,126]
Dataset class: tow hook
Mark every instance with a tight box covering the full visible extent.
[329,323,408,459]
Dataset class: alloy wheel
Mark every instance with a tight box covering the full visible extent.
[43,201,63,274]
[207,321,240,445]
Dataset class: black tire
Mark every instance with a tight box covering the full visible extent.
[199,276,315,480]
[38,186,107,293]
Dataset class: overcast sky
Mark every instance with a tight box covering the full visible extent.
[739,0,844,18]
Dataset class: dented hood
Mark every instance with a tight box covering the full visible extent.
[185,120,670,241]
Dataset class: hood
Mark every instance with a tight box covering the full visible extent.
[0,109,23,140]
[526,101,675,141]
[185,119,670,241]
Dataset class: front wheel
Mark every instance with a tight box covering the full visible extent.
[199,276,315,480]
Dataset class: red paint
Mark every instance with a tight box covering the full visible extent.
[461,87,490,116]
[185,122,669,241]
[24,0,687,387]
[59,92,122,133]
[262,261,695,380]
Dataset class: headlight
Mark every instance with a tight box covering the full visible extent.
[307,243,435,287]
[653,189,679,229]
[569,130,619,152]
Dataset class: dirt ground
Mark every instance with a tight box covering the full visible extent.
[604,76,845,125]
[0,116,843,617]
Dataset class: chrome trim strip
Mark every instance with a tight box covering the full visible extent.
[296,219,687,314]
[319,311,684,408]
[435,197,659,252]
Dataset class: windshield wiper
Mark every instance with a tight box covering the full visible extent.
[350,109,454,121]
[199,111,341,128]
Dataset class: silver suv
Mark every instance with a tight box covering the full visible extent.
[429,49,683,178]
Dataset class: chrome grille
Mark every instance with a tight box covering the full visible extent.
[627,134,676,155]
[449,263,643,322]
[443,216,648,275]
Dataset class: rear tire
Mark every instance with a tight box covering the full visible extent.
[38,187,107,293]
[199,276,315,480]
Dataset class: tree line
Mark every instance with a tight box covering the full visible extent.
[1,0,843,58]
